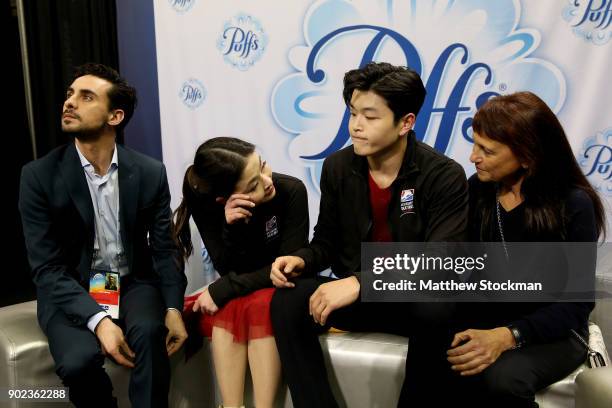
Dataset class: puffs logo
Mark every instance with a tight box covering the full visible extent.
[579,128,612,195]
[218,13,268,71]
[562,0,611,45]
[179,79,206,109]
[168,0,195,14]
[271,0,565,196]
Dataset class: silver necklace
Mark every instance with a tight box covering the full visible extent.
[495,196,510,260]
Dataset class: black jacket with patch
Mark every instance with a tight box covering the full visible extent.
[294,131,469,278]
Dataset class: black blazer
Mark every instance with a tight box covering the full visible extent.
[19,143,186,331]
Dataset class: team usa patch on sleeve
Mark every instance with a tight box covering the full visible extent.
[265,215,279,239]
[400,189,415,216]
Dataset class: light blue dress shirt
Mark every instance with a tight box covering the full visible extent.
[76,145,127,332]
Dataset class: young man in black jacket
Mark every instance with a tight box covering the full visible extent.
[270,62,468,407]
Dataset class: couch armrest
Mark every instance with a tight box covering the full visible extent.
[575,366,612,408]
[0,301,59,391]
[593,274,612,351]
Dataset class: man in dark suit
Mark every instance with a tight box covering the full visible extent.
[18,63,187,408]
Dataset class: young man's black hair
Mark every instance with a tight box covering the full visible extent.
[342,62,426,122]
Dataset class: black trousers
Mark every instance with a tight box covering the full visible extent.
[452,331,586,408]
[270,276,458,408]
[45,279,170,408]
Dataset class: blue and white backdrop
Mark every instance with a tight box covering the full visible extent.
[143,0,611,234]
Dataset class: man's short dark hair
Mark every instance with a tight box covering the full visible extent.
[73,63,137,132]
[343,62,426,123]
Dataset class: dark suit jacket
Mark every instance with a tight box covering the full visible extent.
[19,143,186,332]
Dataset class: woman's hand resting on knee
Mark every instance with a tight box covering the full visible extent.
[446,328,516,376]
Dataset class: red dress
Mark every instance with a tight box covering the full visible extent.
[182,173,308,346]
[184,287,275,343]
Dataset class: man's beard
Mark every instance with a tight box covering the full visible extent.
[63,122,106,142]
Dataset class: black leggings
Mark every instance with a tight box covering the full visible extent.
[452,332,586,407]
[270,276,458,408]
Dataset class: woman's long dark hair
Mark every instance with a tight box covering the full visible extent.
[173,137,255,260]
[472,91,605,241]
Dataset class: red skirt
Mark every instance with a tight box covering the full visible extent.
[183,287,275,344]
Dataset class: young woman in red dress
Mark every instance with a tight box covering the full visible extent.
[173,137,309,408]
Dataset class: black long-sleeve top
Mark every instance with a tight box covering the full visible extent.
[191,173,309,308]
[466,174,596,344]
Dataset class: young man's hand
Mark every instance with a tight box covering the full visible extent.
[95,317,135,368]
[165,309,188,356]
[309,276,360,325]
[270,255,305,288]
